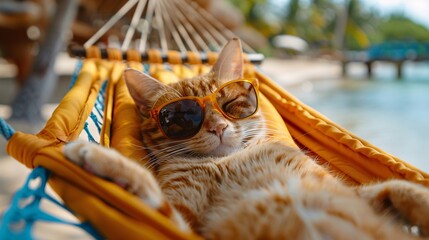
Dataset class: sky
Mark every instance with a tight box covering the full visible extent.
[273,0,429,28]
[360,0,429,28]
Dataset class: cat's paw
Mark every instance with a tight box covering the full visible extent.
[64,140,114,177]
[64,141,166,210]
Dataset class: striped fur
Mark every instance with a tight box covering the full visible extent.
[65,39,429,239]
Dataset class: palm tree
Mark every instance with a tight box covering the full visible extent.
[306,0,336,46]
[282,0,301,35]
[335,0,378,50]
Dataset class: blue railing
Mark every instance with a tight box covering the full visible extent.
[368,41,429,61]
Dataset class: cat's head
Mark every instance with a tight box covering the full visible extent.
[124,38,265,159]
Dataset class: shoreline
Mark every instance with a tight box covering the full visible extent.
[259,57,343,88]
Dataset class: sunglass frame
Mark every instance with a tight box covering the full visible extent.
[149,78,260,140]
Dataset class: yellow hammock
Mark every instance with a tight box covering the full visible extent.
[5,48,429,239]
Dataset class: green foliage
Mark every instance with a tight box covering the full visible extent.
[227,0,429,51]
[377,15,429,42]
[229,0,279,37]
[229,0,267,17]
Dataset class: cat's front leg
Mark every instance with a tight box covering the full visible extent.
[64,141,163,206]
[64,141,189,231]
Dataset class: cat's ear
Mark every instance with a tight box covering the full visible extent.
[211,38,244,85]
[124,69,165,115]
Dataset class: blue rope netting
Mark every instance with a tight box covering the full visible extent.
[83,81,106,144]
[143,63,150,74]
[68,60,83,89]
[0,61,106,239]
[0,167,103,240]
[0,118,15,141]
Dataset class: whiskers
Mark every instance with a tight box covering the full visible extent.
[136,110,307,170]
[137,139,191,170]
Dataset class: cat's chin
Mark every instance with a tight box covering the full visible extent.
[206,143,240,157]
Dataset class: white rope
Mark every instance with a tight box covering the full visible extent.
[159,0,187,54]
[84,0,139,48]
[173,0,221,50]
[83,0,259,59]
[173,0,210,52]
[185,0,256,53]
[161,0,199,53]
[121,0,148,51]
[155,2,168,54]
[138,0,157,52]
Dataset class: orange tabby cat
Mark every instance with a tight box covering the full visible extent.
[65,39,429,239]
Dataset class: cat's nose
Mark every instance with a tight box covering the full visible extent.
[210,122,228,139]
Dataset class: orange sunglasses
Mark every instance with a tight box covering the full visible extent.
[149,78,260,140]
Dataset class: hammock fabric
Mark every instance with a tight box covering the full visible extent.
[4,49,429,239]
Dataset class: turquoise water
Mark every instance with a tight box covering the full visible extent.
[287,63,429,172]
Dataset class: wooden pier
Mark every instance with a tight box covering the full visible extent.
[342,41,429,79]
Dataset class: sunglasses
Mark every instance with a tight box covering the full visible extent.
[150,78,260,140]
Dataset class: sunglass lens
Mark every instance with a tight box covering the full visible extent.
[216,81,258,119]
[158,99,203,139]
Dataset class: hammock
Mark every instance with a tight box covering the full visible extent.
[1,0,429,239]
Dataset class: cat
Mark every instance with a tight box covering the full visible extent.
[65,38,429,239]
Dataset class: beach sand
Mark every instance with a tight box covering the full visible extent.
[0,55,341,238]
[260,57,342,88]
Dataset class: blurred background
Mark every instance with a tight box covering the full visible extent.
[0,0,428,237]
[1,0,429,189]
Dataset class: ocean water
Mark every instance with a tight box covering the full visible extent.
[286,62,429,172]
